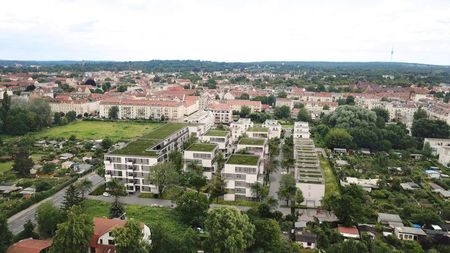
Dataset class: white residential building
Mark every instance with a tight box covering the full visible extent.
[200,129,231,155]
[230,118,254,142]
[438,146,450,167]
[247,126,269,139]
[104,123,189,193]
[236,138,268,157]
[222,154,264,201]
[424,138,450,155]
[262,119,282,139]
[293,121,310,139]
[184,110,215,137]
[183,143,218,179]
[208,103,233,124]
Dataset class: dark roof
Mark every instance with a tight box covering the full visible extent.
[295,232,317,243]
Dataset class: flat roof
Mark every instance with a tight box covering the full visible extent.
[186,143,217,152]
[239,138,266,146]
[205,129,229,137]
[226,154,260,166]
[248,126,269,132]
[110,123,186,157]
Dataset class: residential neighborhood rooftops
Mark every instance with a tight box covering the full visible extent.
[226,154,260,166]
[395,226,427,236]
[205,129,229,136]
[6,239,52,253]
[186,143,217,152]
[238,138,266,146]
[378,213,403,224]
[111,123,186,157]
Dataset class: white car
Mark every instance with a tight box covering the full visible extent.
[102,192,111,197]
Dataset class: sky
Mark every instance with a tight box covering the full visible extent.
[0,0,449,65]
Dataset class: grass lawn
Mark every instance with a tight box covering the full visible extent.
[320,155,340,198]
[31,121,161,141]
[226,154,260,166]
[0,161,13,174]
[83,199,188,236]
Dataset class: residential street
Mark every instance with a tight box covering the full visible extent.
[7,172,104,235]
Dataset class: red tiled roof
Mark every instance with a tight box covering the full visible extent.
[224,99,261,107]
[7,239,52,253]
[338,225,359,235]
[90,218,127,250]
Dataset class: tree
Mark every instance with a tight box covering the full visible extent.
[328,105,377,129]
[62,185,82,211]
[412,118,450,139]
[278,174,297,206]
[423,142,432,158]
[205,207,255,253]
[76,178,93,199]
[324,128,354,149]
[250,182,269,202]
[148,162,179,197]
[274,106,291,119]
[117,85,127,92]
[239,93,250,100]
[168,150,183,172]
[326,185,368,226]
[345,96,355,105]
[207,173,226,203]
[36,202,65,238]
[113,219,150,253]
[50,206,94,253]
[216,152,225,171]
[15,219,39,241]
[0,214,13,253]
[108,106,119,119]
[297,108,311,122]
[66,110,77,122]
[106,179,126,218]
[101,137,113,150]
[240,105,251,118]
[277,91,287,98]
[327,239,368,253]
[175,191,209,227]
[251,219,282,252]
[182,163,207,193]
[372,107,389,122]
[413,108,428,121]
[294,189,304,207]
[12,148,34,177]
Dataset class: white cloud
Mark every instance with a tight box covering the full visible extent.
[0,0,449,64]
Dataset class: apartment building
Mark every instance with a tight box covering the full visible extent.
[262,119,282,139]
[99,98,185,121]
[438,146,450,167]
[236,138,268,157]
[208,103,233,124]
[230,118,254,141]
[423,138,450,155]
[276,98,294,110]
[293,122,324,207]
[293,121,311,139]
[247,126,269,139]
[184,110,215,137]
[222,154,264,201]
[224,99,262,113]
[200,129,231,155]
[183,143,218,179]
[104,123,188,193]
[48,94,101,115]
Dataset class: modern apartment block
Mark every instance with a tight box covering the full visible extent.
[230,118,253,142]
[184,110,215,137]
[293,122,324,207]
[262,119,282,139]
[200,129,231,155]
[183,143,218,179]
[222,154,264,201]
[293,121,311,139]
[236,138,268,157]
[104,123,188,193]
[247,126,269,139]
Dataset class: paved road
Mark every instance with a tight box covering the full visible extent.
[7,173,104,235]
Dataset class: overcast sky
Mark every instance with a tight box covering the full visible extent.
[0,0,449,65]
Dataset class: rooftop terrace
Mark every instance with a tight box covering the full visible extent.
[226,154,260,166]
[239,138,266,146]
[186,143,217,152]
[205,129,229,137]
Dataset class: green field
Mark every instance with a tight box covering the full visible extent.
[0,161,13,174]
[320,156,340,198]
[31,121,161,141]
[83,199,188,236]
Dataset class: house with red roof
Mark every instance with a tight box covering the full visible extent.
[6,239,52,253]
[338,225,360,239]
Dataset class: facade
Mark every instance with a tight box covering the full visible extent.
[394,227,427,241]
[236,138,268,157]
[293,121,311,139]
[438,146,450,167]
[104,123,188,193]
[183,143,218,179]
[90,217,151,253]
[275,98,294,110]
[184,110,215,137]
[262,119,282,139]
[424,138,450,155]
[247,126,269,139]
[49,99,100,116]
[230,118,254,142]
[208,103,233,124]
[224,99,262,113]
[200,129,231,155]
[99,98,185,121]
[222,154,264,201]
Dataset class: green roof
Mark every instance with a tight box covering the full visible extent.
[205,130,229,137]
[239,138,265,146]
[248,126,269,132]
[111,123,186,157]
[226,155,260,166]
[186,143,217,152]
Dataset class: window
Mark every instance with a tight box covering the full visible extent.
[193,153,211,159]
